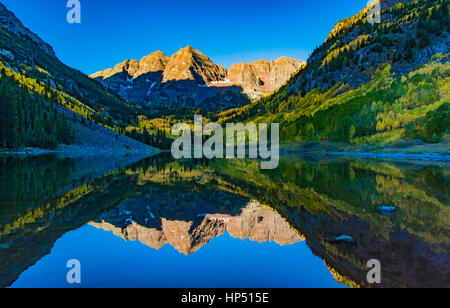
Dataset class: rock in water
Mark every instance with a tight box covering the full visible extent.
[333,235,355,244]
[379,206,396,215]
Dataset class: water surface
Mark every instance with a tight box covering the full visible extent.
[0,154,448,288]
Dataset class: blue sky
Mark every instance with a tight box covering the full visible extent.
[2,0,368,74]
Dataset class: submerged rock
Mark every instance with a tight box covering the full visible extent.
[0,241,12,249]
[333,235,355,245]
[379,206,396,215]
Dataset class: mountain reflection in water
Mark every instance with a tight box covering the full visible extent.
[90,197,302,256]
[0,153,448,288]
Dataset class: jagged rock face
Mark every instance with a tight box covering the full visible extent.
[90,197,303,256]
[138,51,170,76]
[162,46,227,83]
[90,51,170,102]
[228,62,262,92]
[91,51,169,80]
[91,46,239,111]
[271,57,306,88]
[0,2,55,57]
[90,46,303,111]
[228,57,305,98]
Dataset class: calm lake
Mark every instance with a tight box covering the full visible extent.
[0,153,448,288]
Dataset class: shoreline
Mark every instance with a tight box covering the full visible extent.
[2,148,449,163]
[280,139,450,162]
[0,146,163,157]
[280,150,450,162]
[326,151,449,162]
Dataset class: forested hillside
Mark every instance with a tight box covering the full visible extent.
[217,0,449,150]
[0,70,73,149]
[0,2,171,150]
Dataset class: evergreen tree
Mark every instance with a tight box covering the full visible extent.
[0,78,19,148]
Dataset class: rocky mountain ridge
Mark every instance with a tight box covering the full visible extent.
[91,50,170,80]
[0,2,55,57]
[91,46,304,111]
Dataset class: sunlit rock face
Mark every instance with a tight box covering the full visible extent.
[90,46,303,110]
[228,57,305,99]
[89,196,303,256]
[91,51,169,80]
[162,46,227,84]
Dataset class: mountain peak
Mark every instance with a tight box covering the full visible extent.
[142,50,169,61]
[162,46,226,83]
[138,51,169,75]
